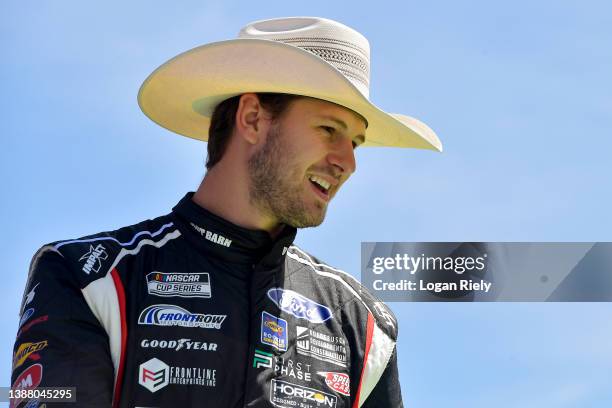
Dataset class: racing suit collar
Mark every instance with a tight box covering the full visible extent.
[172,192,297,266]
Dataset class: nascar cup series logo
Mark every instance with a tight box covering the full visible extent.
[146,272,211,298]
[267,288,333,323]
[138,304,226,329]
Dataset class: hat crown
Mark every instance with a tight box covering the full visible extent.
[238,17,371,98]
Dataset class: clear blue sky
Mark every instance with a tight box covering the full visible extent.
[2,1,611,407]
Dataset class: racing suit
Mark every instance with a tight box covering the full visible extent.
[12,193,402,407]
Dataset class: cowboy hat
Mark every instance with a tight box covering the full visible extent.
[138,17,442,151]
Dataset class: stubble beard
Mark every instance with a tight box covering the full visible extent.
[247,123,327,229]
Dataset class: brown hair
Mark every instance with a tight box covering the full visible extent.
[205,93,302,169]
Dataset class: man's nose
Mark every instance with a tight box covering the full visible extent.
[327,138,356,176]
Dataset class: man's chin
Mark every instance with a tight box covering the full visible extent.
[285,209,327,229]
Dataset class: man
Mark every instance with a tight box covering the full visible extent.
[12,17,441,407]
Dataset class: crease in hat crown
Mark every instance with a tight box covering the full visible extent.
[238,17,371,98]
[137,15,443,151]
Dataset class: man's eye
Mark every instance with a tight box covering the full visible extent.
[321,126,335,135]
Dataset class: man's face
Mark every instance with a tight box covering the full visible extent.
[248,97,366,228]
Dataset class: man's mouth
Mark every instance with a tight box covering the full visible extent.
[308,175,332,200]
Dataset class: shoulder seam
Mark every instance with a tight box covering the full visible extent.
[288,246,362,285]
[54,222,176,250]
[286,249,373,317]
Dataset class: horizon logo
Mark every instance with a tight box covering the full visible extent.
[79,244,108,274]
[139,358,169,393]
[270,379,337,408]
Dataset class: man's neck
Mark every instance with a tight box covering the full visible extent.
[192,164,284,237]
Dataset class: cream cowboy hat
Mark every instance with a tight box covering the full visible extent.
[138,17,442,151]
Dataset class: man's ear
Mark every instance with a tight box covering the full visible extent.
[234,93,270,145]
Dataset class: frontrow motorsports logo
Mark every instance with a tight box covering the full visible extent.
[267,288,333,323]
[296,326,347,368]
[270,379,337,408]
[139,357,216,393]
[146,272,212,298]
[138,304,226,329]
[79,243,108,274]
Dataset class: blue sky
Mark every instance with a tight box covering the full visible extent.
[2,1,611,406]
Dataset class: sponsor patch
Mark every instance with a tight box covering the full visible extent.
[267,288,333,323]
[261,311,288,351]
[139,357,169,393]
[374,302,396,329]
[296,326,347,368]
[140,338,217,352]
[19,308,35,328]
[79,243,108,274]
[17,315,49,338]
[138,304,226,329]
[139,357,216,393]
[24,283,40,308]
[318,372,350,396]
[146,272,211,298]
[10,363,43,408]
[274,356,312,382]
[253,351,313,382]
[253,349,273,369]
[13,340,48,370]
[270,379,337,408]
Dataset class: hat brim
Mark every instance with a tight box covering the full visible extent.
[138,39,442,151]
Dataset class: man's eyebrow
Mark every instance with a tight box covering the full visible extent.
[318,115,366,141]
[318,116,348,130]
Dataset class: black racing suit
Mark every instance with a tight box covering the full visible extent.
[12,193,402,407]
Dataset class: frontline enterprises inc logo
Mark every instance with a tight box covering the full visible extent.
[139,357,216,393]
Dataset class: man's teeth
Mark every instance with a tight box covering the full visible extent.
[309,176,331,191]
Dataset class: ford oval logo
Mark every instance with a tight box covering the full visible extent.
[267,288,333,323]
